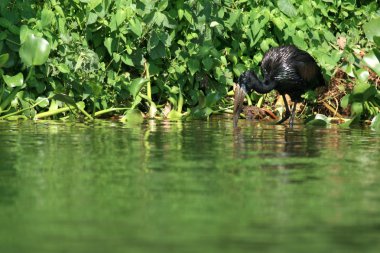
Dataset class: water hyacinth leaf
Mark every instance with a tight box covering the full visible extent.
[3,73,24,88]
[340,94,351,108]
[19,25,31,44]
[371,113,380,131]
[306,114,329,126]
[363,49,380,76]
[36,97,49,108]
[355,69,369,82]
[129,78,149,98]
[123,109,144,123]
[363,17,380,41]
[19,34,51,66]
[0,53,9,67]
[351,102,363,115]
[167,110,182,120]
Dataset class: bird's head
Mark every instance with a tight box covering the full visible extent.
[237,70,259,93]
[233,70,258,127]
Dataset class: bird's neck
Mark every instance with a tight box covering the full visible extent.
[245,73,276,94]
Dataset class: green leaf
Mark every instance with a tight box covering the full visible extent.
[278,0,297,17]
[353,82,370,96]
[19,34,51,66]
[129,78,149,98]
[363,49,380,76]
[351,102,363,115]
[19,25,31,44]
[339,116,360,128]
[57,63,70,73]
[157,0,168,11]
[306,114,329,126]
[210,21,220,27]
[340,94,351,109]
[122,109,144,123]
[36,97,49,108]
[363,17,380,41]
[202,58,214,71]
[167,110,183,120]
[88,0,102,11]
[121,54,134,66]
[3,73,24,88]
[374,36,380,47]
[87,12,98,25]
[188,58,200,75]
[41,8,55,28]
[355,69,369,82]
[129,18,142,36]
[0,53,9,67]
[115,9,127,27]
[371,113,380,131]
[205,92,221,107]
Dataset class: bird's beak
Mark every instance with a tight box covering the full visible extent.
[233,83,246,127]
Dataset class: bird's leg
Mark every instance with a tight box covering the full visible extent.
[289,102,297,127]
[276,94,291,124]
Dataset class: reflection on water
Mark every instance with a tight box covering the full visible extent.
[0,119,380,253]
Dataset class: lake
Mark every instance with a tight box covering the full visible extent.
[1,119,380,253]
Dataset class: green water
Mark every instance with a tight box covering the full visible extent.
[1,119,380,253]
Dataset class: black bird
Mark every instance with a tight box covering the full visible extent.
[233,45,325,127]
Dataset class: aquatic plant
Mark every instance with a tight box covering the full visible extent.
[0,0,378,126]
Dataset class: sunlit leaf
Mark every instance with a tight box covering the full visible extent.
[129,18,142,36]
[210,21,220,27]
[157,0,168,11]
[306,114,329,126]
[3,73,24,88]
[19,33,51,66]
[57,63,70,73]
[363,49,380,76]
[278,0,297,17]
[41,8,55,28]
[36,97,49,108]
[355,69,369,82]
[340,94,351,108]
[363,17,380,41]
[167,110,183,120]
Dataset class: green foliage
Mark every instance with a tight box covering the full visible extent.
[0,0,379,124]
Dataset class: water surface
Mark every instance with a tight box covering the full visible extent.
[1,119,380,253]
